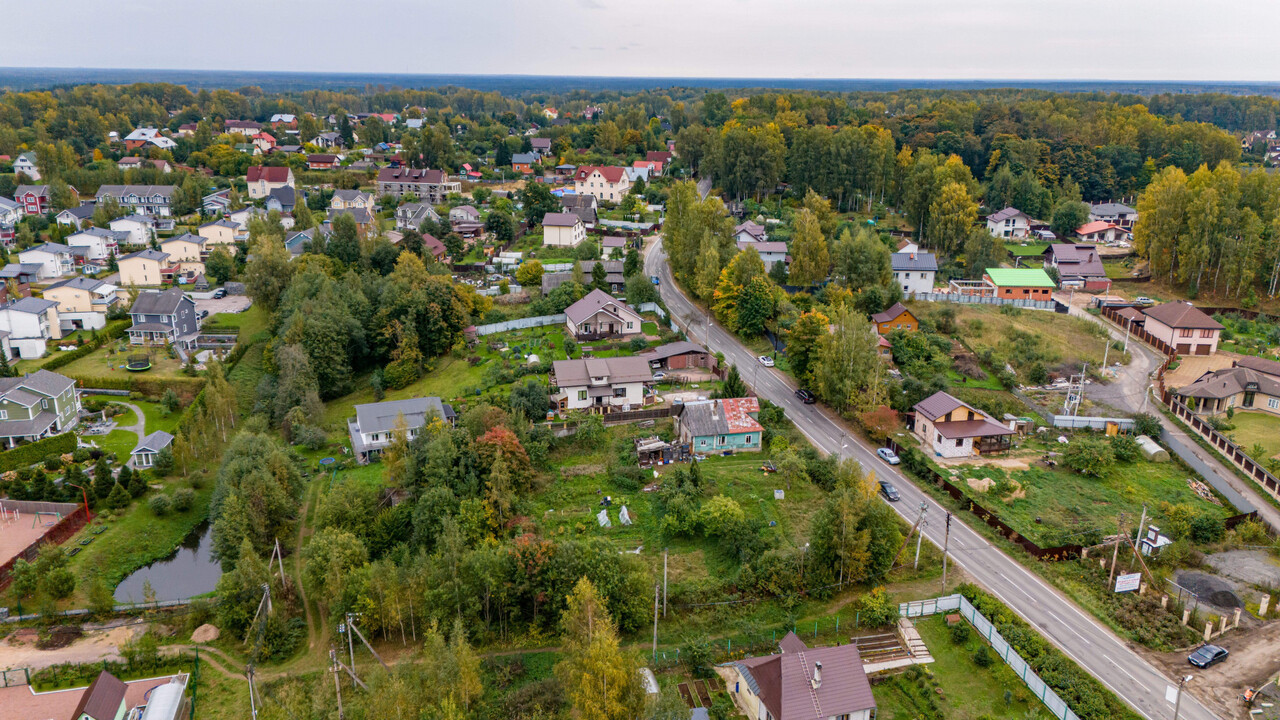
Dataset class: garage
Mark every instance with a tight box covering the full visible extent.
[1177,344,1191,354]
[1195,344,1211,355]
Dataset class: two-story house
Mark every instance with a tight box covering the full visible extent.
[541,212,586,247]
[67,227,127,262]
[199,219,242,255]
[245,165,295,199]
[13,185,51,215]
[563,289,644,339]
[1089,202,1138,230]
[118,248,174,286]
[311,132,343,148]
[675,397,763,453]
[871,302,919,335]
[551,356,652,413]
[890,251,936,295]
[1042,243,1110,291]
[127,287,200,351]
[224,119,262,135]
[331,190,374,211]
[913,391,1014,458]
[307,154,339,170]
[561,194,598,226]
[54,204,96,230]
[1143,302,1223,356]
[18,243,75,279]
[573,166,631,203]
[43,276,118,331]
[449,205,480,224]
[738,241,788,271]
[395,201,441,230]
[122,127,175,151]
[0,297,61,358]
[95,185,177,217]
[265,186,296,214]
[347,396,457,464]
[985,207,1032,239]
[376,167,461,202]
[733,220,767,244]
[108,215,156,247]
[0,197,20,245]
[161,233,208,263]
[12,152,40,181]
[0,370,82,448]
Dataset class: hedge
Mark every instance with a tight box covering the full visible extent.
[74,375,206,402]
[957,583,1143,720]
[0,432,77,473]
[42,320,130,371]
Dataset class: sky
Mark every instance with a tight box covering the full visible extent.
[4,0,1276,82]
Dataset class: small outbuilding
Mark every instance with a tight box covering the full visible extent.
[131,430,175,468]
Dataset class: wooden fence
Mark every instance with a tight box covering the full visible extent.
[0,503,88,592]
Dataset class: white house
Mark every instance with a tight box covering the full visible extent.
[733,221,767,244]
[42,276,118,332]
[347,397,455,464]
[912,391,1014,458]
[12,152,40,181]
[67,227,127,262]
[541,213,586,247]
[18,243,74,279]
[891,251,938,295]
[1075,221,1126,244]
[108,215,156,247]
[1089,202,1138,229]
[738,241,787,271]
[551,356,652,412]
[449,205,480,223]
[985,207,1031,239]
[563,289,645,339]
[0,297,61,358]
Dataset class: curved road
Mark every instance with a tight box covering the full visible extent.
[645,238,1219,720]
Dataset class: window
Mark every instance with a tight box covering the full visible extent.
[0,410,6,420]
[627,322,634,329]
[1200,329,1215,338]
[41,399,47,409]
[936,432,943,444]
[1269,398,1278,410]
[1179,328,1194,338]
[717,436,726,446]
[577,390,587,401]
[744,435,752,444]
[955,439,964,448]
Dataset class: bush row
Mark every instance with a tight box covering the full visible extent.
[0,433,77,473]
[42,321,131,371]
[74,375,205,402]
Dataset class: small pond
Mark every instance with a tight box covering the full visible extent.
[113,520,222,604]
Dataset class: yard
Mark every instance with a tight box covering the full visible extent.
[1005,242,1048,258]
[1226,411,1280,463]
[932,302,1118,378]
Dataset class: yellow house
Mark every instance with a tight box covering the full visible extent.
[160,233,207,263]
[331,190,374,211]
[42,276,119,331]
[199,219,241,256]
[118,248,172,286]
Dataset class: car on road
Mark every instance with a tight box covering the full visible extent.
[878,480,901,502]
[650,275,660,285]
[877,447,900,465]
[1188,644,1228,668]
[758,355,774,367]
[795,388,816,404]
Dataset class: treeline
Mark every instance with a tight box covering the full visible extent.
[1134,162,1280,301]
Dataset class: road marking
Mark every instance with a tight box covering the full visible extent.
[1104,654,1145,686]
[1051,612,1092,645]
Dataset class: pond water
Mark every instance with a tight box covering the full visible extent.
[113,521,222,604]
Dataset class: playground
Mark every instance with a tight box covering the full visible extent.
[0,503,64,569]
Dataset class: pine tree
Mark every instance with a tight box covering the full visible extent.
[107,482,131,510]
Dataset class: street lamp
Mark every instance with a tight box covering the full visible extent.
[1172,675,1192,720]
[66,482,91,522]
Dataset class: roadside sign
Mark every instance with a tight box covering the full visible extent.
[1115,573,1142,593]
[1165,685,1178,704]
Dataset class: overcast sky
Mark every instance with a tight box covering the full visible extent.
[4,0,1274,82]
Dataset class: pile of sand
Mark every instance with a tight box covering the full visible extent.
[191,624,220,643]
[967,477,994,492]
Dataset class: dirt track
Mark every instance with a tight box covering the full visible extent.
[1143,619,1280,720]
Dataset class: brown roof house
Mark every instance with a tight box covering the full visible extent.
[718,631,876,720]
[870,302,918,335]
[70,670,129,720]
[1176,355,1280,416]
[551,356,652,413]
[913,390,1014,458]
[1142,303,1223,356]
[563,289,644,340]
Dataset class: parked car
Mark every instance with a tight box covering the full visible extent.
[198,309,209,320]
[1134,296,1153,305]
[758,355,774,367]
[878,480,901,502]
[213,288,227,299]
[652,371,666,381]
[877,447,900,465]
[1188,644,1228,668]
[795,388,816,404]
[650,275,660,285]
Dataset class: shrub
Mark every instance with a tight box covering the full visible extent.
[1133,413,1161,437]
[107,482,132,509]
[1062,437,1114,477]
[171,488,195,512]
[148,494,171,516]
[628,336,648,352]
[71,448,91,463]
[950,622,971,644]
[1110,434,1140,462]
[293,425,327,451]
[43,455,63,471]
[971,646,994,668]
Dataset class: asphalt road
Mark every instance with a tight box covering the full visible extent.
[645,239,1219,720]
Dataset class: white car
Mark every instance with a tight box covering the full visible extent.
[652,371,666,381]
[758,355,775,367]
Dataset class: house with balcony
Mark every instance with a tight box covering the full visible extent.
[245,165,295,199]
[551,356,652,413]
[161,233,208,262]
[675,397,763,453]
[13,185,50,215]
[376,168,460,203]
[1089,202,1138,230]
[347,396,455,464]
[18,242,75,279]
[985,207,1032,239]
[0,197,20,245]
[43,276,118,331]
[127,287,199,351]
[563,289,644,340]
[0,297,61,359]
[54,203,96,230]
[199,219,242,256]
[1042,243,1110,291]
[95,185,176,217]
[118,248,201,287]
[0,369,81,448]
[67,227,127,262]
[0,264,38,302]
[912,391,1014,458]
[108,215,156,247]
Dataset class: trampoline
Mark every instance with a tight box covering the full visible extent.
[125,354,152,372]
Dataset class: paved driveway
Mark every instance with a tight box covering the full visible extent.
[194,295,252,316]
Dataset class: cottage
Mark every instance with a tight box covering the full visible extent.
[573,166,631,203]
[913,391,1014,458]
[265,186,297,214]
[202,189,232,216]
[449,205,480,223]
[131,431,174,468]
[551,356,652,412]
[983,267,1056,300]
[331,190,374,211]
[1042,243,1110,290]
[245,165,295,199]
[395,201,441,230]
[375,167,460,203]
[632,159,664,177]
[530,137,553,155]
[1075,221,1126,244]
[69,671,129,720]
[870,302,918,334]
[0,197,18,244]
[18,242,74,279]
[0,297,61,358]
[54,203,96,230]
[734,220,768,244]
[1177,356,1280,415]
[108,215,156,247]
[676,398,763,453]
[985,207,1032,239]
[1089,202,1138,229]
[891,251,937,294]
[561,194,599,226]
[66,228,125,263]
[718,632,876,720]
[311,132,343,148]
[600,236,627,259]
[307,154,339,170]
[563,289,644,340]
[43,276,118,331]
[13,184,51,215]
[327,207,374,234]
[542,212,586,247]
[160,233,207,262]
[543,261,626,295]
[12,152,40,180]
[127,287,200,350]
[511,152,538,174]
[123,127,175,151]
[199,219,242,254]
[641,340,712,370]
[1143,302,1222,356]
[347,397,455,464]
[739,241,788,271]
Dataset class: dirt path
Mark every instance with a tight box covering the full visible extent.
[0,625,138,671]
[295,476,324,653]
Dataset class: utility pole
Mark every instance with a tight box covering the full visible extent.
[1108,513,1125,588]
[330,648,344,720]
[662,549,668,618]
[1134,504,1148,561]
[1173,675,1192,720]
[914,519,926,570]
[941,512,952,593]
[651,583,660,661]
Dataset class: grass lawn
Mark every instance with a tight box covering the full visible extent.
[1005,242,1048,257]
[871,616,1035,720]
[927,302,1115,376]
[1228,411,1280,462]
[53,343,188,380]
[940,449,1233,545]
[944,369,1004,391]
[1104,260,1138,279]
[96,429,139,460]
[206,303,269,340]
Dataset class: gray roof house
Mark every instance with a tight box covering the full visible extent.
[0,369,81,447]
[131,430,174,468]
[127,287,200,352]
[542,261,626,295]
[348,397,455,463]
[266,186,296,213]
[395,201,441,230]
[719,632,876,720]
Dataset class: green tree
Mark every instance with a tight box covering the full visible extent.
[1062,437,1115,477]
[302,526,368,607]
[788,209,830,286]
[107,482,131,509]
[206,247,235,285]
[962,226,1007,279]
[244,234,294,311]
[833,227,891,291]
[326,213,361,264]
[591,261,609,291]
[555,578,646,720]
[515,259,544,288]
[786,309,830,385]
[927,180,978,252]
[1050,199,1091,239]
[520,182,561,226]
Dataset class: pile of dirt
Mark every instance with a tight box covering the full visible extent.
[36,626,83,650]
[1176,571,1244,609]
[191,624,220,643]
[966,477,994,492]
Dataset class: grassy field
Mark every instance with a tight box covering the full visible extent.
[940,444,1233,545]
[929,302,1116,377]
[1228,411,1280,462]
[51,342,189,379]
[1005,242,1048,257]
[872,616,1035,720]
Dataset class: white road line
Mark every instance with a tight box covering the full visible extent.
[1051,612,1092,645]
[1104,654,1145,686]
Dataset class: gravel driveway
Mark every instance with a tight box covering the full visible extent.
[194,295,252,316]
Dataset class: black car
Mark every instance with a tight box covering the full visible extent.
[1188,644,1228,668]
[879,481,901,502]
[795,389,816,404]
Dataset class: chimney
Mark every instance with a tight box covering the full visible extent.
[811,661,822,689]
